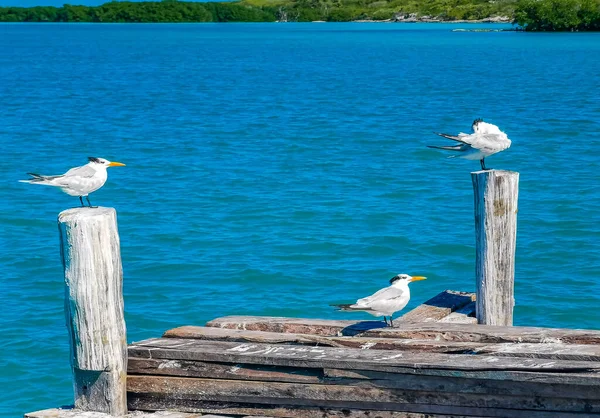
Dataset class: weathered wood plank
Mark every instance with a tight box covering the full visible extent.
[127,357,600,400]
[322,368,600,400]
[24,408,206,417]
[398,291,475,323]
[58,207,127,416]
[206,316,600,344]
[162,326,600,361]
[127,375,600,415]
[472,170,519,326]
[163,326,490,352]
[128,357,323,384]
[128,338,600,375]
[205,316,367,336]
[128,397,469,418]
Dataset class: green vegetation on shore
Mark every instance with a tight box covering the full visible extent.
[0,0,598,30]
[514,0,600,31]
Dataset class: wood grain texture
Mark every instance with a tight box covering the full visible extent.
[471,170,519,326]
[161,326,600,361]
[128,338,600,374]
[163,326,490,353]
[127,357,600,400]
[24,408,206,417]
[128,357,324,384]
[58,207,127,416]
[127,397,471,418]
[127,375,600,415]
[204,316,600,344]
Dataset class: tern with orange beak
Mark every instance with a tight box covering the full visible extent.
[332,273,426,327]
[19,157,125,207]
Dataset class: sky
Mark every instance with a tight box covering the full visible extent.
[0,0,207,6]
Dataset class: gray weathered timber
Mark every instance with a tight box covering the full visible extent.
[398,291,475,323]
[24,408,207,417]
[127,357,600,400]
[163,326,491,352]
[322,368,600,400]
[206,316,365,336]
[58,207,127,416]
[127,397,468,418]
[127,357,324,384]
[471,170,519,326]
[161,326,600,361]
[128,338,600,374]
[205,316,600,344]
[127,375,600,416]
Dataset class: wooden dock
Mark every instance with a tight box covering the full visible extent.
[125,296,600,418]
[29,290,600,418]
[24,170,600,417]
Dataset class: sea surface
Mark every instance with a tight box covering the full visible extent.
[0,22,599,417]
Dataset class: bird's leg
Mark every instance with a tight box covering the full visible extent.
[85,196,95,208]
[79,196,85,207]
[480,158,491,171]
[383,316,388,326]
[389,316,394,327]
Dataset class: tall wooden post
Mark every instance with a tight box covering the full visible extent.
[471,170,519,326]
[58,207,127,416]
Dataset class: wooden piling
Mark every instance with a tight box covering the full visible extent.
[471,170,519,326]
[58,207,127,416]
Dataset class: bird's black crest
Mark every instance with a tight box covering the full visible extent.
[88,157,101,163]
[389,275,401,284]
[472,118,484,127]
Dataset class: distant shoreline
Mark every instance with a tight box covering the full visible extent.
[350,18,512,24]
[0,2,515,25]
[1,0,598,30]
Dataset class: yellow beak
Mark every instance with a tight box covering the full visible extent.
[410,276,427,282]
[108,161,126,167]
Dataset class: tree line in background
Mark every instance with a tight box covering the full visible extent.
[514,0,600,30]
[0,0,598,30]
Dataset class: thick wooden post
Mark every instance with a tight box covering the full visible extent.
[58,207,127,416]
[471,170,519,326]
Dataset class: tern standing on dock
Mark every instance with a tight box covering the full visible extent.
[332,274,426,327]
[427,118,511,170]
[19,157,125,207]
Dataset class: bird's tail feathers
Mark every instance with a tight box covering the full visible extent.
[435,132,467,143]
[19,173,60,183]
[331,303,373,312]
[427,144,463,151]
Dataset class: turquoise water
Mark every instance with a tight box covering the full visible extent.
[0,23,599,416]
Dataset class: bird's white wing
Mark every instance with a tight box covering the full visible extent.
[63,164,97,178]
[51,165,99,189]
[466,133,511,152]
[355,286,402,306]
[355,286,409,314]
